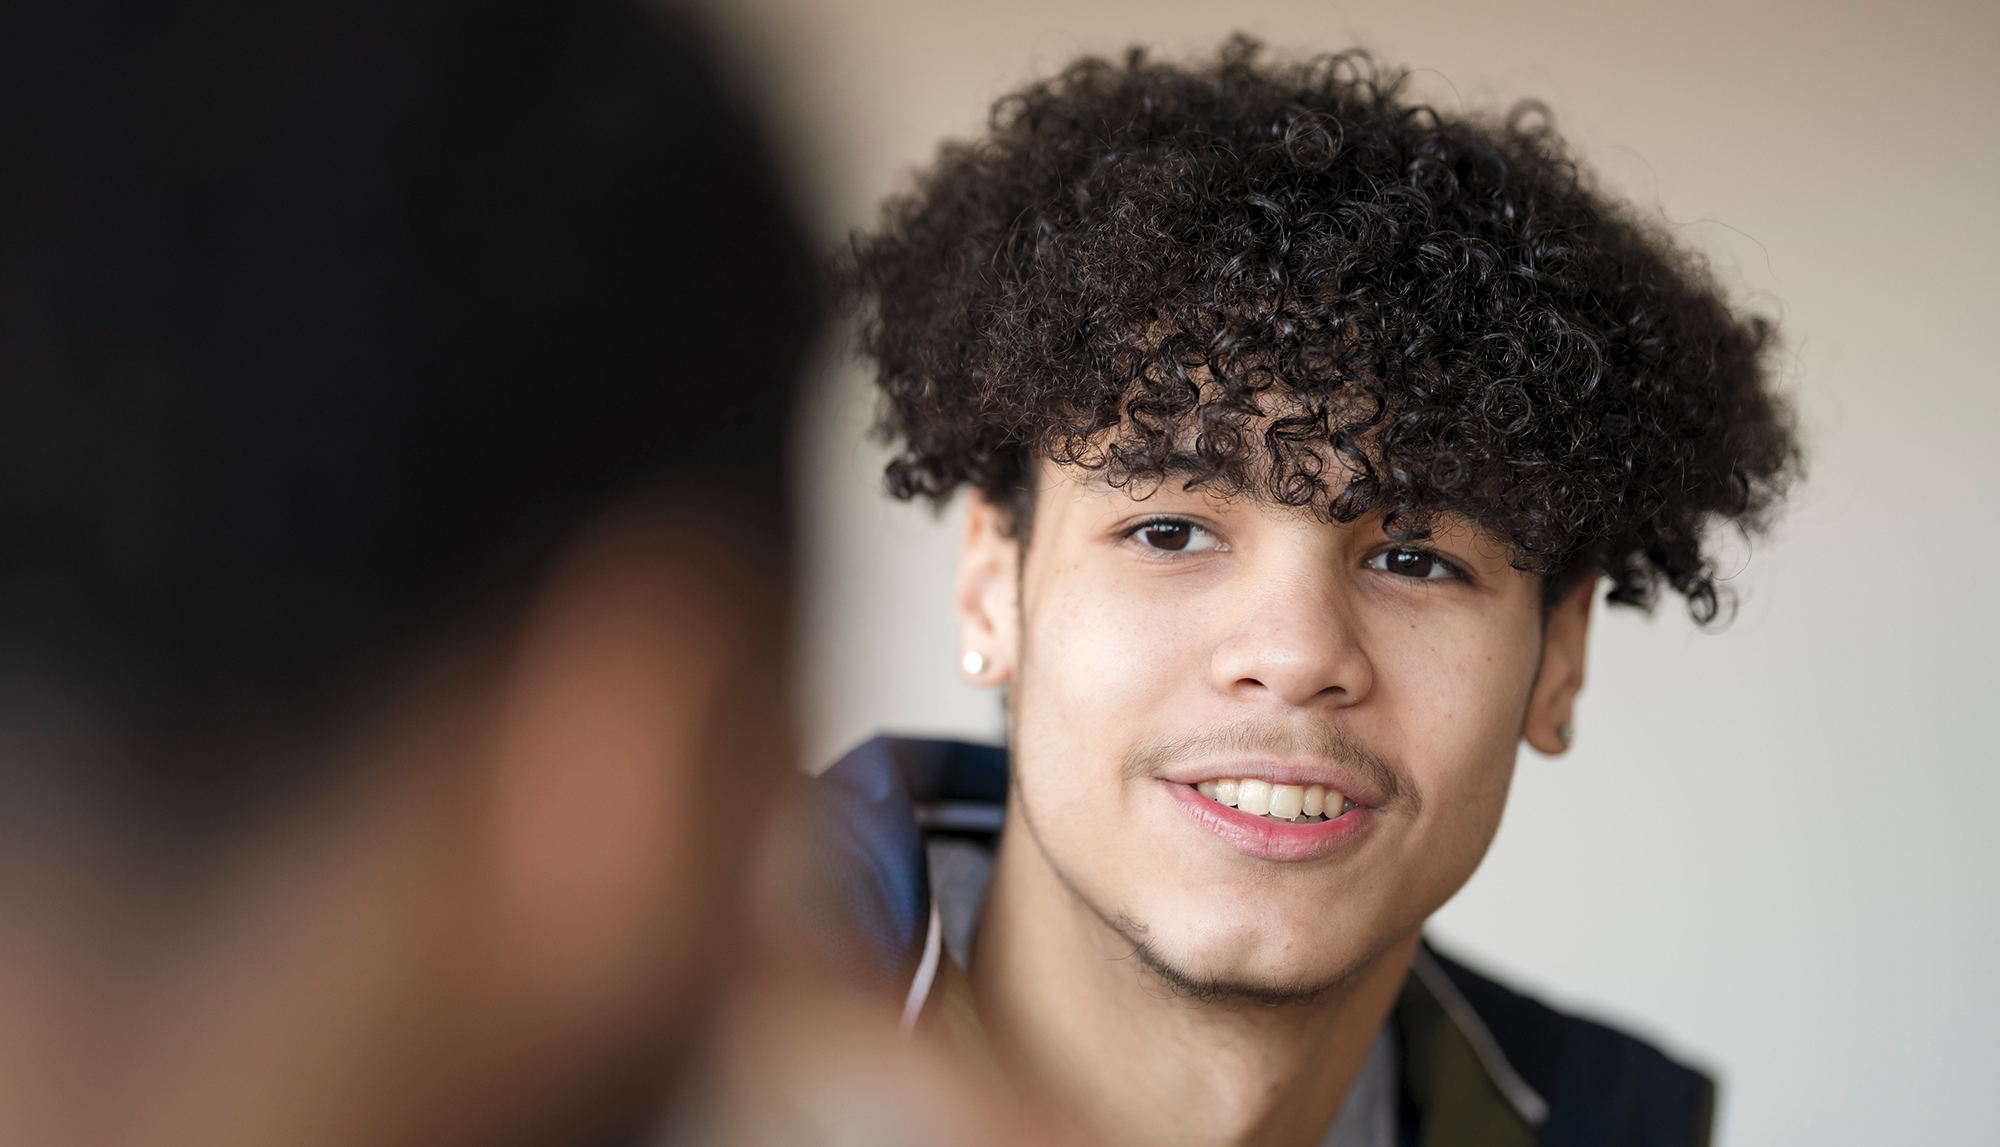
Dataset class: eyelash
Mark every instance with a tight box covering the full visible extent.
[1365,546,1466,583]
[1120,519,1467,583]
[1121,515,1223,556]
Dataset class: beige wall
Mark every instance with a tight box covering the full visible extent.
[695,1,2000,1142]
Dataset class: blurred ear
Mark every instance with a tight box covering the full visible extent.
[954,494,1021,687]
[1523,577,1594,756]
[483,503,788,1054]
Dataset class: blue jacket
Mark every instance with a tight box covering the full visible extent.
[811,736,1716,1147]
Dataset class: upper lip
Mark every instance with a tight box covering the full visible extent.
[1154,759,1387,809]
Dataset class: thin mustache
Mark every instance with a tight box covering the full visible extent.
[1121,720,1408,808]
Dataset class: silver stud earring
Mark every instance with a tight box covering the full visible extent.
[1555,722,1573,748]
[961,651,987,676]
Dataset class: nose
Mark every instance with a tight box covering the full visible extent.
[1207,570,1373,709]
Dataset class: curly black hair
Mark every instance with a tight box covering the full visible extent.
[842,37,1797,622]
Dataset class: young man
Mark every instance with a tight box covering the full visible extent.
[818,40,1796,1147]
[0,2,815,1145]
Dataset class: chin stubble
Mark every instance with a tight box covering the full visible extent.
[1104,907,1377,1007]
[1010,734,1375,1009]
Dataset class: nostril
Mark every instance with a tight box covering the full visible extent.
[1212,631,1372,708]
[1224,673,1354,708]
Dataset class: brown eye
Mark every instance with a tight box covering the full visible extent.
[1370,547,1452,580]
[1129,519,1219,553]
[1388,549,1432,577]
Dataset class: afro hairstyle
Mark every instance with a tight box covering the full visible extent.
[842,37,1798,622]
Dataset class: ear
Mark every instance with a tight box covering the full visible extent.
[954,493,1021,687]
[1522,576,1594,756]
[484,505,787,1044]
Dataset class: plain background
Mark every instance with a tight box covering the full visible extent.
[691,1,1998,1142]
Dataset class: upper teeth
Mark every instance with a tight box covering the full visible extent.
[1195,779,1348,821]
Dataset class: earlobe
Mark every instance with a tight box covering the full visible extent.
[954,494,1020,687]
[1523,577,1595,756]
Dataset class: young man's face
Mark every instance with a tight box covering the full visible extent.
[958,462,1590,996]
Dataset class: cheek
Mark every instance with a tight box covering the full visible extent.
[1373,615,1539,863]
[1403,646,1525,751]
[1382,596,1538,740]
[1019,575,1206,752]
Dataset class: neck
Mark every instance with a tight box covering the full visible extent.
[969,817,1418,1147]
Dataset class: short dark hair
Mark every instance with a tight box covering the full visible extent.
[0,0,817,816]
[842,37,1797,619]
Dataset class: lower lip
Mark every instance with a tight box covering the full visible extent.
[1166,782,1373,862]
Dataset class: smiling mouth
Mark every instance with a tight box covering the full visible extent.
[1194,779,1353,822]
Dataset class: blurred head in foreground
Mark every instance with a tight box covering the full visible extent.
[0,2,815,1145]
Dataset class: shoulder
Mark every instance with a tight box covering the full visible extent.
[805,736,1006,989]
[1426,944,1716,1147]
